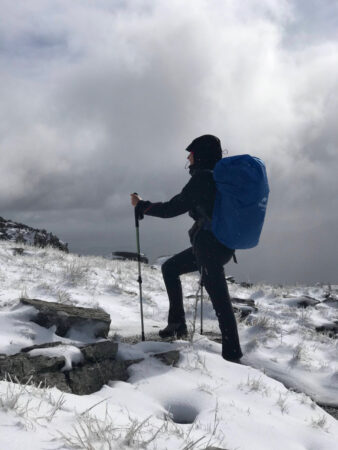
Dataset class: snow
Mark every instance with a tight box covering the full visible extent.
[0,240,337,449]
[29,345,84,371]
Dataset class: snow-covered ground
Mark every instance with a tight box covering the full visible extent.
[0,241,337,449]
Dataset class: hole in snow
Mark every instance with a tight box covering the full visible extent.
[164,401,199,424]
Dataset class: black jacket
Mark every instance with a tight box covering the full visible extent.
[136,169,216,244]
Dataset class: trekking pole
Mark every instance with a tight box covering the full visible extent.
[200,267,204,335]
[133,193,145,342]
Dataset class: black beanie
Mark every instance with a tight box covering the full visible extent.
[186,134,222,169]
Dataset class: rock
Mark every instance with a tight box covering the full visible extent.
[322,297,338,308]
[0,340,129,395]
[203,447,228,450]
[0,352,70,391]
[11,247,25,255]
[282,296,320,308]
[315,322,338,337]
[298,296,320,307]
[123,358,144,369]
[239,281,253,288]
[80,341,118,362]
[226,275,236,283]
[319,404,338,420]
[231,298,257,319]
[21,341,64,352]
[34,371,72,392]
[0,352,65,379]
[20,298,111,338]
[68,360,128,395]
[231,297,256,308]
[233,304,256,319]
[153,350,180,367]
[112,251,148,264]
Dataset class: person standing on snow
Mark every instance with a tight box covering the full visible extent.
[130,135,243,362]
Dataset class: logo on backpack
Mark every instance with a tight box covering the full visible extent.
[212,154,269,249]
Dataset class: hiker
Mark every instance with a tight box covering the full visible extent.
[131,135,243,362]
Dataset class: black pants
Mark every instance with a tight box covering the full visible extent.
[161,230,243,360]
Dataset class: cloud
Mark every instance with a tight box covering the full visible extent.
[0,0,337,283]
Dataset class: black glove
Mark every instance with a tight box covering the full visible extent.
[135,201,145,220]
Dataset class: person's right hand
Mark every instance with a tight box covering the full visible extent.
[130,193,142,207]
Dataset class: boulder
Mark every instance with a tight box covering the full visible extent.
[0,340,127,395]
[80,341,118,362]
[0,352,71,392]
[20,298,111,338]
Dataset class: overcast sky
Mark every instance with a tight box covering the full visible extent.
[1,0,338,284]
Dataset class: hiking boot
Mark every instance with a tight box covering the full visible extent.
[223,357,243,364]
[159,322,188,339]
[222,338,243,362]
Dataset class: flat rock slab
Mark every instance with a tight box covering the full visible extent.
[20,298,111,338]
[21,341,64,352]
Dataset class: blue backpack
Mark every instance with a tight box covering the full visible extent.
[211,154,269,249]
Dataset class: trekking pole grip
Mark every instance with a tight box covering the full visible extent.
[133,192,139,228]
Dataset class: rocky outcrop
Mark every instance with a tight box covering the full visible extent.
[0,340,180,395]
[0,341,126,395]
[0,216,68,252]
[1,299,181,395]
[20,298,111,338]
[112,251,148,264]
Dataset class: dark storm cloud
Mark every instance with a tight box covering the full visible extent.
[1,0,338,283]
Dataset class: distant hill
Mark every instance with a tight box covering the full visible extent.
[0,216,68,252]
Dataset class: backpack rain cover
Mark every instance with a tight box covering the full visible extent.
[212,154,269,249]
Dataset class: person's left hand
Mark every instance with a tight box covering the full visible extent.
[130,193,141,207]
